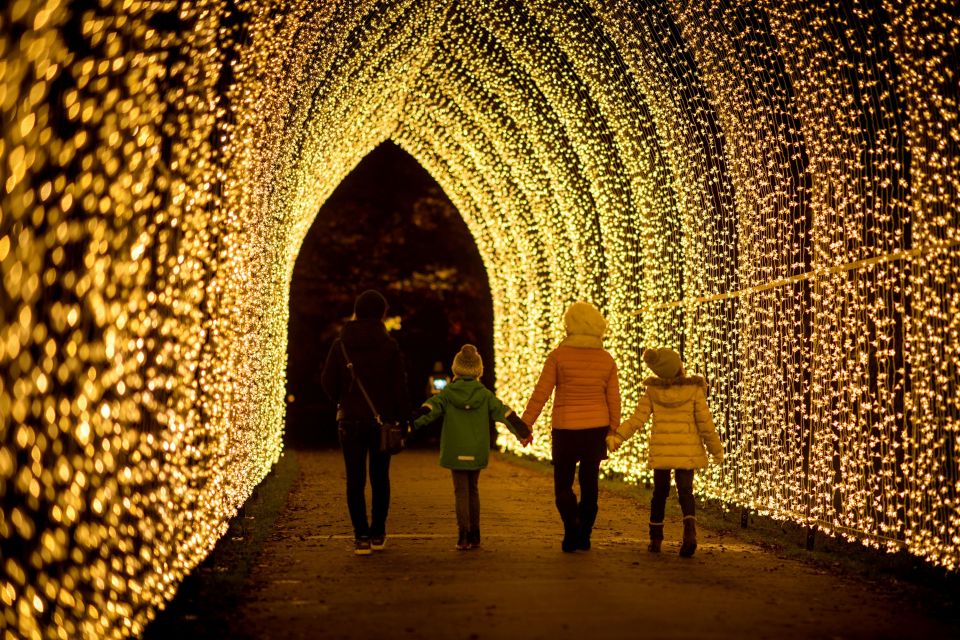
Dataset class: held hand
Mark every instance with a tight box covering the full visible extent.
[605,433,623,453]
[408,406,430,429]
[411,405,431,421]
[506,413,532,446]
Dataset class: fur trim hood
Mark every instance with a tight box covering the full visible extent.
[563,301,607,338]
[643,375,707,389]
[560,334,604,349]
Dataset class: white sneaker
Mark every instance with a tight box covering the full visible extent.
[354,537,372,555]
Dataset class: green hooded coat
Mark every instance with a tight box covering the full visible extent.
[413,377,529,470]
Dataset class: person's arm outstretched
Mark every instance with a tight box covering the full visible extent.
[606,357,621,432]
[606,393,651,452]
[694,386,723,463]
[521,351,557,428]
[412,394,445,431]
[490,394,533,446]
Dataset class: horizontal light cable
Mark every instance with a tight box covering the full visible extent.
[631,238,960,315]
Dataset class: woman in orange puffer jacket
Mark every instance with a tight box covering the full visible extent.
[522,301,621,552]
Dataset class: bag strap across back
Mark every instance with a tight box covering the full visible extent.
[339,341,384,425]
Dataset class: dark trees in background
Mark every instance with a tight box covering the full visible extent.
[285,142,493,447]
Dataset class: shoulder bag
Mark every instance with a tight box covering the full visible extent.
[339,342,404,454]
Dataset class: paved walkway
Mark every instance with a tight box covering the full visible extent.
[236,449,954,639]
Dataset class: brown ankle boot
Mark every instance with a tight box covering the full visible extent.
[679,516,697,557]
[648,522,664,553]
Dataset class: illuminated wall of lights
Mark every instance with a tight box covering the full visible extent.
[1,0,957,636]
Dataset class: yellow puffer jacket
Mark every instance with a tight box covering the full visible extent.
[616,376,723,470]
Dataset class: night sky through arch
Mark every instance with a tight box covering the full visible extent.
[285,142,494,447]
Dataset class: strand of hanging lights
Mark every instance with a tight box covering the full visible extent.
[1,0,957,636]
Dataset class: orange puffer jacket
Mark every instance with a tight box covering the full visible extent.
[522,338,621,431]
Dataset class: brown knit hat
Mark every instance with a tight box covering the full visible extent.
[643,347,682,379]
[452,344,483,379]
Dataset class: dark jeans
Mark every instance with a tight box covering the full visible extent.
[452,469,481,532]
[339,420,391,539]
[551,427,608,532]
[650,468,695,523]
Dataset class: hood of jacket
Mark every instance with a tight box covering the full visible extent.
[644,374,707,389]
[442,378,490,410]
[340,318,393,351]
[563,301,607,338]
[559,334,604,349]
[644,375,707,406]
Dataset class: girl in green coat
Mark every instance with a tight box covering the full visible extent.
[412,344,533,550]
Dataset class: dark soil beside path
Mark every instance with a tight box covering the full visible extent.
[145,451,300,640]
[225,449,958,640]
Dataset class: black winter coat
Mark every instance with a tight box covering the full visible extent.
[321,319,408,423]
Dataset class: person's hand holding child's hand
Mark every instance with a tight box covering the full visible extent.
[606,431,624,453]
[506,413,533,447]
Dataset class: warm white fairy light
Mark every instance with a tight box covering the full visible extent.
[1,0,958,636]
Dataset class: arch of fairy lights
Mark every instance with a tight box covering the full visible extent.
[1,0,958,636]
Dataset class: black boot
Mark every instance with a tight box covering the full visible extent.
[648,522,664,553]
[562,521,579,553]
[576,525,592,551]
[468,528,481,549]
[679,516,697,557]
[456,529,470,551]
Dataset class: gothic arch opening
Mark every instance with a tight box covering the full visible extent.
[3,1,959,636]
[285,142,494,448]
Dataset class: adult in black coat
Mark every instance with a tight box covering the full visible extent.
[322,290,409,555]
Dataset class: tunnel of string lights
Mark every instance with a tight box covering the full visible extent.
[1,0,958,636]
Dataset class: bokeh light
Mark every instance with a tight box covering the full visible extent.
[1,0,958,637]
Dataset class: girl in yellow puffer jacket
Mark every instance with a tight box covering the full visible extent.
[606,347,723,557]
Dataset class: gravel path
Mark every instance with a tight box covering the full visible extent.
[235,449,954,639]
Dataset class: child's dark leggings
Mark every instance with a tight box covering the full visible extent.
[452,469,480,532]
[650,469,695,523]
